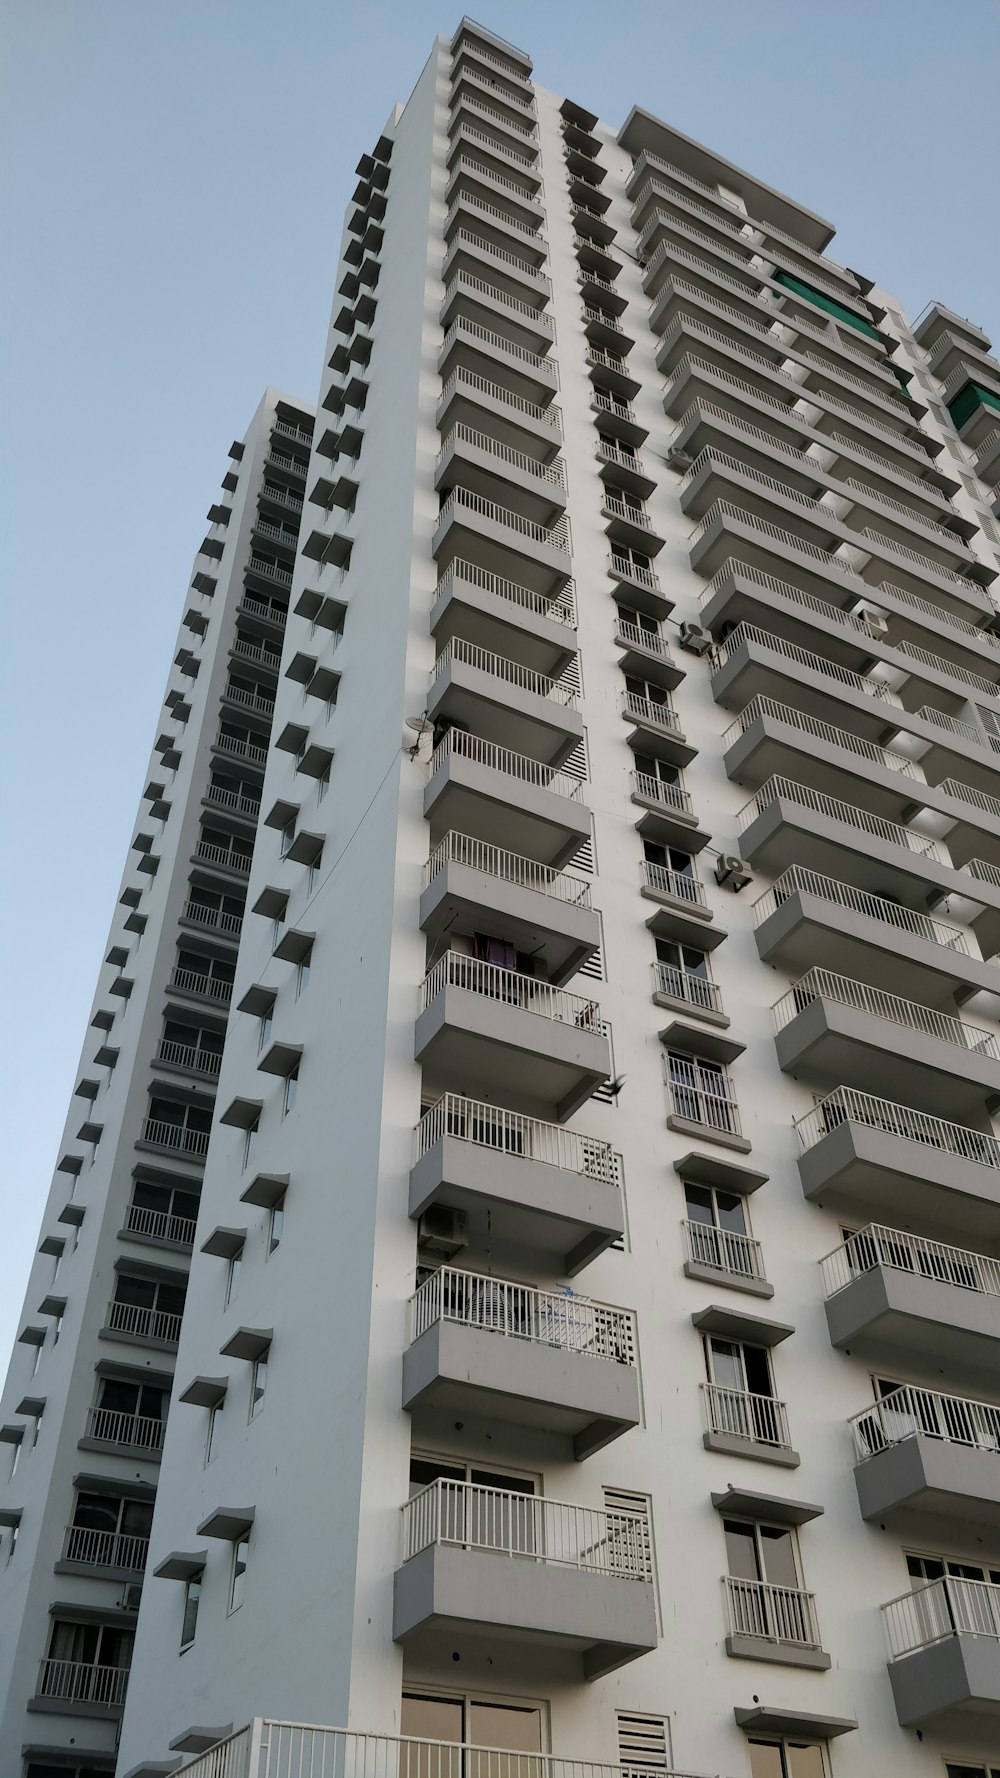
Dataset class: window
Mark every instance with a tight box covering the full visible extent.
[9,1436,21,1479]
[400,1690,543,1749]
[296,951,312,998]
[180,1571,202,1649]
[267,1195,285,1255]
[317,765,330,803]
[617,1711,670,1778]
[946,1766,1000,1778]
[667,1050,739,1134]
[205,1400,222,1465]
[225,1245,243,1307]
[243,1119,259,1172]
[283,1068,298,1115]
[654,937,716,1012]
[705,1336,781,1443]
[307,855,323,895]
[725,1517,804,1630]
[258,1010,273,1052]
[747,1739,827,1778]
[280,819,295,857]
[229,1534,250,1612]
[249,1354,268,1420]
[30,1337,43,1376]
[32,1405,44,1447]
[685,1181,757,1279]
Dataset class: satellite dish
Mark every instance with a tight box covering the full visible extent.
[406,715,433,735]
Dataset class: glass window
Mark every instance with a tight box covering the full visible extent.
[225,1248,243,1307]
[279,821,295,857]
[229,1535,249,1612]
[268,1197,284,1255]
[243,1122,258,1172]
[317,767,330,803]
[283,1069,298,1116]
[205,1401,222,1465]
[748,1740,826,1778]
[250,1356,268,1420]
[296,953,311,998]
[180,1572,202,1648]
[258,1011,273,1052]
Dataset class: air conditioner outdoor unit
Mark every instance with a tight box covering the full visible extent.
[417,1205,469,1258]
[679,622,713,657]
[858,608,888,637]
[715,855,754,891]
[667,444,694,471]
[123,1584,143,1612]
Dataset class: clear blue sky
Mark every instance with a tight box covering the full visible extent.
[2,0,997,1369]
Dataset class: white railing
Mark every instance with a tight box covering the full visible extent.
[36,1659,130,1707]
[414,1092,617,1183]
[609,552,660,591]
[446,192,543,247]
[444,269,551,328]
[214,731,268,766]
[639,859,706,907]
[224,682,275,715]
[592,390,639,425]
[939,776,1000,820]
[428,726,584,799]
[125,1201,198,1245]
[694,493,851,569]
[631,771,692,816]
[915,705,983,747]
[664,1055,742,1137]
[899,639,1000,698]
[684,1221,767,1284]
[181,900,244,935]
[772,966,1000,1058]
[259,483,303,512]
[623,691,680,733]
[975,429,1000,471]
[703,1382,790,1448]
[584,305,624,335]
[653,961,723,1014]
[85,1406,165,1451]
[419,952,604,1035]
[451,151,542,207]
[450,90,538,140]
[231,636,281,669]
[253,517,298,550]
[423,831,591,906]
[715,619,895,701]
[106,1299,183,1344]
[725,1576,821,1648]
[736,774,943,860]
[440,315,557,377]
[402,1478,650,1578]
[615,617,671,660]
[752,864,971,954]
[724,695,915,775]
[410,1266,636,1363]
[850,1383,1000,1462]
[862,526,968,589]
[139,1117,211,1157]
[820,1223,1000,1301]
[795,1084,1000,1172]
[603,494,653,531]
[437,365,562,431]
[433,558,576,627]
[876,572,1000,643]
[264,451,307,479]
[273,419,313,447]
[883,1576,1000,1660]
[451,118,538,171]
[195,840,252,872]
[431,636,577,705]
[599,440,648,477]
[245,558,293,589]
[845,477,968,547]
[62,1524,149,1570]
[444,229,551,295]
[436,485,570,550]
[968,857,1000,889]
[169,967,234,1003]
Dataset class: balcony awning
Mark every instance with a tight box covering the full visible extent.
[0,1505,22,1527]
[73,1471,156,1503]
[58,1203,86,1226]
[220,1327,272,1362]
[197,1505,255,1541]
[16,1395,45,1417]
[257,1041,303,1078]
[169,1726,235,1755]
[673,1151,768,1195]
[240,1172,289,1209]
[237,981,277,1017]
[734,1705,857,1739]
[153,1551,208,1582]
[252,885,289,920]
[17,1326,45,1347]
[95,1357,174,1388]
[691,1303,794,1347]
[178,1375,228,1408]
[201,1226,247,1259]
[273,927,315,964]
[49,1599,138,1628]
[658,1017,745,1066]
[219,1095,263,1129]
[712,1486,822,1526]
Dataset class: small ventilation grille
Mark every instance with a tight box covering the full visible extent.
[576,945,604,982]
[616,1711,669,1777]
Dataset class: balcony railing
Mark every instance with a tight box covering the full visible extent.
[703,1382,791,1449]
[106,1299,183,1344]
[450,91,538,141]
[615,618,673,661]
[36,1659,130,1708]
[62,1524,149,1570]
[402,1478,651,1577]
[444,270,550,328]
[883,1576,1000,1660]
[410,1265,636,1362]
[124,1201,198,1246]
[423,831,591,906]
[181,900,244,936]
[795,1084,1000,1174]
[437,485,570,550]
[969,857,1000,889]
[431,636,578,706]
[736,774,944,862]
[773,966,1000,1060]
[683,1221,767,1285]
[452,150,542,205]
[168,967,234,1004]
[850,1382,1000,1462]
[609,552,661,591]
[724,1576,822,1649]
[437,365,563,433]
[84,1406,165,1451]
[194,840,252,873]
[253,517,298,551]
[139,1117,211,1157]
[445,192,543,246]
[272,419,314,448]
[631,771,693,816]
[623,691,681,733]
[232,636,282,670]
[420,952,603,1033]
[639,859,707,908]
[414,1092,617,1183]
[665,1056,742,1138]
[715,619,896,702]
[724,696,916,777]
[592,390,639,426]
[821,1223,1000,1301]
[433,558,577,628]
[451,117,538,171]
[939,776,1000,820]
[245,558,293,589]
[603,494,653,532]
[653,961,722,1015]
[444,231,551,299]
[204,782,262,819]
[224,682,276,716]
[214,732,268,766]
[428,727,584,799]
[264,451,308,481]
[440,315,558,379]
[753,864,972,954]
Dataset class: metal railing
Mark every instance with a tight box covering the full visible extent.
[898,639,1000,698]
[419,952,604,1034]
[214,731,268,765]
[915,705,983,747]
[436,485,570,550]
[584,304,625,335]
[168,967,234,1003]
[715,619,895,701]
[232,636,281,670]
[194,840,252,873]
[84,1406,165,1451]
[614,617,671,660]
[603,493,653,531]
[639,859,707,908]
[272,419,313,447]
[684,1221,767,1285]
[139,1117,211,1157]
[433,558,576,627]
[437,365,562,431]
[181,899,244,935]
[451,151,543,207]
[883,1576,1000,1660]
[623,691,680,733]
[820,1223,1000,1301]
[631,771,692,816]
[106,1299,183,1344]
[598,440,648,477]
[724,694,916,775]
[410,1266,636,1363]
[224,682,275,715]
[795,1084,1000,1172]
[446,191,543,246]
[736,774,943,860]
[443,269,552,328]
[861,526,969,590]
[450,90,538,140]
[423,831,591,906]
[772,965,1000,1058]
[124,1201,198,1245]
[724,1576,821,1648]
[752,864,971,954]
[609,552,661,591]
[259,482,303,512]
[439,313,557,380]
[431,636,577,705]
[245,558,293,589]
[402,1478,651,1577]
[653,961,722,1014]
[62,1524,149,1570]
[36,1659,130,1707]
[592,390,639,425]
[451,118,538,171]
[703,1382,790,1448]
[444,229,551,295]
[968,857,1000,889]
[664,1055,742,1137]
[428,727,584,799]
[850,1383,1000,1462]
[413,1092,617,1183]
[844,477,968,548]
[264,451,308,480]
[253,517,298,550]
[939,776,1000,820]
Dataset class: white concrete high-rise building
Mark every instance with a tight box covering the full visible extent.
[4,20,1000,1778]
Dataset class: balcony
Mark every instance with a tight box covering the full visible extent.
[431,559,577,680]
[446,120,543,194]
[608,552,671,620]
[59,1523,149,1574]
[432,487,571,595]
[590,389,647,446]
[123,1200,198,1247]
[104,1299,182,1348]
[440,271,553,356]
[597,438,656,501]
[723,1576,828,1669]
[137,1117,211,1161]
[683,1220,770,1298]
[442,229,551,311]
[33,1658,129,1713]
[415,952,610,1121]
[882,1576,1000,1730]
[436,367,563,458]
[394,1479,657,1678]
[850,1385,1000,1529]
[723,697,922,824]
[630,771,709,852]
[180,899,244,941]
[703,1383,794,1465]
[403,1266,639,1458]
[614,618,683,689]
[424,728,591,870]
[438,315,559,407]
[623,693,694,768]
[821,1224,1000,1385]
[446,154,545,230]
[795,1086,1000,1240]
[710,621,899,741]
[421,831,598,986]
[602,493,664,556]
[428,638,581,768]
[653,961,725,1024]
[639,860,724,953]
[82,1406,165,1456]
[410,1094,622,1274]
[167,966,234,1007]
[772,968,1000,1120]
[664,1056,748,1153]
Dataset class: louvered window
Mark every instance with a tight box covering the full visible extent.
[617,1709,670,1778]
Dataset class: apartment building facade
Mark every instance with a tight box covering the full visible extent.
[4,19,1000,1778]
